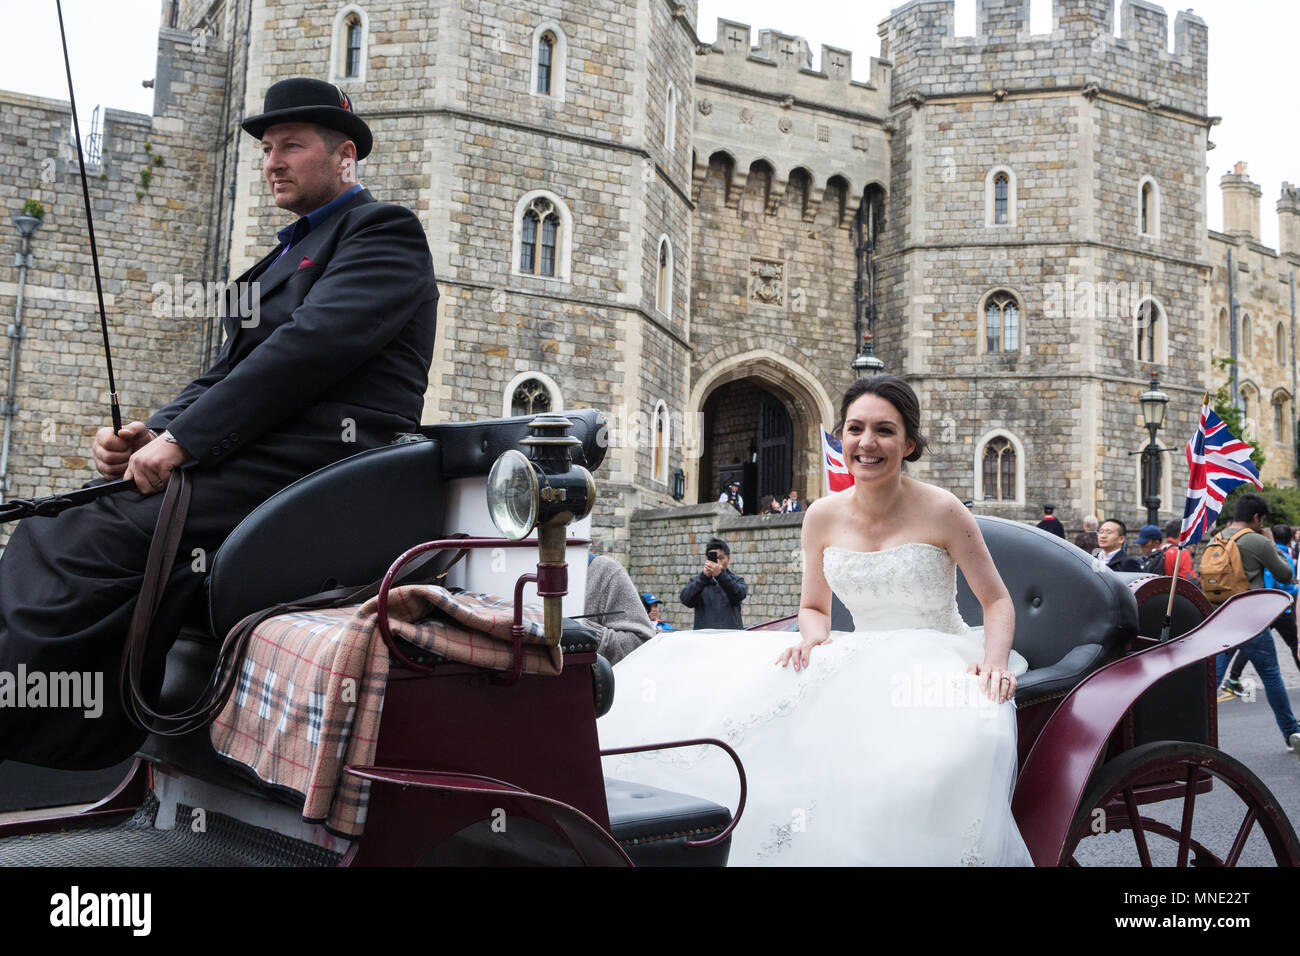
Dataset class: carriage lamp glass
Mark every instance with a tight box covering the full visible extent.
[487,449,539,540]
[1140,373,1169,430]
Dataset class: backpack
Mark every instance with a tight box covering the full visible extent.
[1198,529,1252,605]
[1140,546,1169,576]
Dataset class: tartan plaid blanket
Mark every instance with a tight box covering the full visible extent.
[210,586,561,838]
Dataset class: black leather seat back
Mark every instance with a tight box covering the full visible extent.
[207,439,444,638]
[956,516,1137,669]
[419,409,606,477]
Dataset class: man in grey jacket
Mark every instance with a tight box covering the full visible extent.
[1212,494,1300,756]
[680,537,747,629]
[584,555,657,665]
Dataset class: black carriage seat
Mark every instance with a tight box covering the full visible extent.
[139,410,607,801]
[604,777,733,867]
[956,516,1138,702]
[586,660,733,866]
[207,409,608,639]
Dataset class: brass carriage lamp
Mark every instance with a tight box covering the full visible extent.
[487,414,596,639]
[1139,372,1170,527]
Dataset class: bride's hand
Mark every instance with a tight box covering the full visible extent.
[967,661,1016,704]
[776,636,832,672]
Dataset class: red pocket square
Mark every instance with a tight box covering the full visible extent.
[298,256,317,269]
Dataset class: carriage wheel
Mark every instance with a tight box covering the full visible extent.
[1062,741,1300,867]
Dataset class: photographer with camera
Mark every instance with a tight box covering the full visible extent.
[679,537,748,629]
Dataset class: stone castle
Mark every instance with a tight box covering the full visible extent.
[1,0,1296,567]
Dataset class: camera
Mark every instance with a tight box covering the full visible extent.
[706,549,719,562]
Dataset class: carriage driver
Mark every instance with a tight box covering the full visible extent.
[0,78,439,771]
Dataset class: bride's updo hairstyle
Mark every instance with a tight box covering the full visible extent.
[835,375,929,463]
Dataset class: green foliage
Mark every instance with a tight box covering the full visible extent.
[20,198,44,220]
[1219,484,1300,529]
[139,168,152,189]
[143,142,152,152]
[1210,356,1266,473]
[153,154,164,167]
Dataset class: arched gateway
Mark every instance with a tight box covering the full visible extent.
[689,352,835,510]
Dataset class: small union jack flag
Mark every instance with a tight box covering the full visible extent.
[822,429,853,493]
[1179,403,1262,546]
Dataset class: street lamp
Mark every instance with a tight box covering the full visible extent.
[852,332,885,377]
[1139,371,1169,527]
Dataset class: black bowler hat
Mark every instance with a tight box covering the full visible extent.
[242,78,373,160]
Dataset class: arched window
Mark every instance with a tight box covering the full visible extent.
[981,438,1016,501]
[537,33,554,94]
[503,371,564,419]
[985,166,1017,228]
[1241,314,1253,357]
[1217,308,1229,352]
[530,23,567,101]
[651,400,670,483]
[655,236,673,319]
[1134,299,1164,364]
[1274,391,1292,446]
[345,16,363,77]
[1139,177,1160,238]
[330,5,368,84]
[1240,382,1258,438]
[664,84,677,153]
[982,289,1021,353]
[512,379,552,416]
[1277,322,1288,366]
[512,191,572,282]
[974,430,1024,504]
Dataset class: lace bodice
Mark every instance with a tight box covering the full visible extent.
[822,543,969,635]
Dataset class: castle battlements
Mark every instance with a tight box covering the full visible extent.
[698,19,891,106]
[693,19,890,225]
[881,0,1207,118]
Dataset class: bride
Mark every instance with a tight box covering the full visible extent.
[598,375,1033,866]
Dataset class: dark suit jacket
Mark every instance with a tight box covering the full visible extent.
[148,188,438,475]
[0,189,439,769]
[1103,546,1142,573]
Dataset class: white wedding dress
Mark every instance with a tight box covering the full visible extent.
[598,543,1034,866]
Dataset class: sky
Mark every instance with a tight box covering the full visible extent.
[0,0,1295,246]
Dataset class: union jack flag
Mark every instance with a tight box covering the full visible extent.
[822,429,853,493]
[1179,403,1262,546]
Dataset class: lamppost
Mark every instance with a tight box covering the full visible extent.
[1139,371,1169,528]
[852,331,884,377]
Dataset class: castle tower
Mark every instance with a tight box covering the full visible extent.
[1221,162,1262,241]
[1279,182,1300,259]
[877,0,1210,526]
[687,19,891,508]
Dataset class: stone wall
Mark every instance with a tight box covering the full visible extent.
[0,25,229,543]
[1207,221,1300,488]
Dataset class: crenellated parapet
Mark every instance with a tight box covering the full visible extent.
[882,0,1208,118]
[692,19,891,225]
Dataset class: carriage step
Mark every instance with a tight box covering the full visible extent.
[0,791,341,867]
[604,777,732,867]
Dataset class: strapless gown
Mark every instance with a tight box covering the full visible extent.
[598,543,1033,866]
